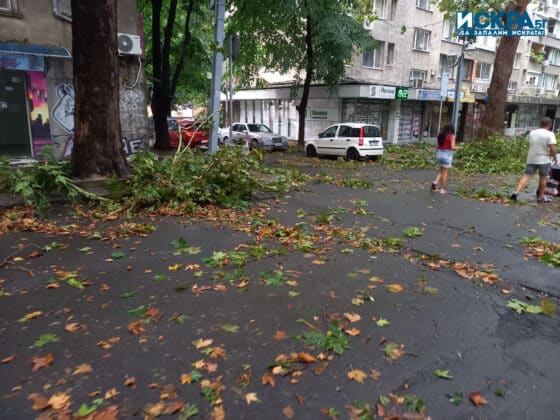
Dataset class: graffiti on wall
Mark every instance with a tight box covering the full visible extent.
[27,72,51,157]
[51,84,75,133]
[59,135,144,158]
[119,89,144,129]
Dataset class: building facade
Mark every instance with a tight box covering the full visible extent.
[0,0,148,161]
[228,0,560,143]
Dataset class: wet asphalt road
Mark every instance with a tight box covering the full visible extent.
[0,155,559,419]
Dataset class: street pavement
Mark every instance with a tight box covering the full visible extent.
[0,155,559,419]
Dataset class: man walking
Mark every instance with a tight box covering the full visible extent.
[510,117,558,203]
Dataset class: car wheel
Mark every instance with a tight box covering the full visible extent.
[346,148,361,161]
[251,139,259,150]
[306,144,318,158]
[223,136,233,146]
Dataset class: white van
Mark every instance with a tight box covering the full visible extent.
[305,123,384,160]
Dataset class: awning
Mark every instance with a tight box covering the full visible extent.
[0,42,71,58]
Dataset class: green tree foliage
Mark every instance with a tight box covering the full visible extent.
[437,0,529,140]
[228,0,376,145]
[139,0,213,149]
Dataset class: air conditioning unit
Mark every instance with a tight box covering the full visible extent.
[411,79,423,88]
[543,59,550,66]
[117,33,142,56]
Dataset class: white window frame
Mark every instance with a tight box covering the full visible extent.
[416,0,431,11]
[549,48,560,65]
[0,0,14,11]
[52,0,72,20]
[373,0,386,19]
[442,19,459,42]
[475,36,497,51]
[410,69,427,81]
[386,42,394,65]
[363,44,384,69]
[439,55,455,79]
[513,53,521,68]
[413,28,430,51]
[507,81,517,91]
[541,73,557,90]
[476,62,492,81]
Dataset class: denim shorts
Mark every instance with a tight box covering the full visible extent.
[436,150,454,168]
[525,163,550,178]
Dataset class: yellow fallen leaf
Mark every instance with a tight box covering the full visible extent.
[347,369,367,383]
[212,405,225,420]
[47,392,71,410]
[245,392,260,405]
[19,311,43,322]
[311,259,325,265]
[283,405,295,418]
[104,388,120,400]
[13,257,24,262]
[168,264,182,271]
[386,284,403,293]
[344,328,361,336]
[193,338,213,349]
[344,312,361,322]
[72,363,93,375]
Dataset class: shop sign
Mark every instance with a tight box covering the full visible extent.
[395,87,409,100]
[419,89,442,101]
[0,53,44,72]
[305,109,329,120]
[369,85,396,99]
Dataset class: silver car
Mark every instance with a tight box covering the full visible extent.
[220,123,288,151]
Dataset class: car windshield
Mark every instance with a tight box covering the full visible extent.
[247,124,273,133]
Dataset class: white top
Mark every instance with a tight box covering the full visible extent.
[527,128,557,164]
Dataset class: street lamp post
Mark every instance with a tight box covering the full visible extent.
[451,41,466,134]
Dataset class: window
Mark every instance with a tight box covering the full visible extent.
[373,0,386,18]
[386,43,394,65]
[413,28,430,51]
[442,18,459,42]
[476,36,496,50]
[363,44,383,68]
[53,0,71,20]
[549,48,560,65]
[462,59,474,81]
[320,126,338,138]
[527,73,540,86]
[542,73,557,90]
[416,0,431,10]
[508,81,518,91]
[410,69,427,87]
[476,62,492,80]
[0,0,13,10]
[439,55,455,78]
[389,0,398,20]
[513,53,522,68]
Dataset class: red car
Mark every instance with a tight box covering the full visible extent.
[168,119,209,149]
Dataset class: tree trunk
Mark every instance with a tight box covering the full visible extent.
[70,0,128,179]
[151,0,174,150]
[170,0,196,99]
[478,0,529,140]
[295,15,313,147]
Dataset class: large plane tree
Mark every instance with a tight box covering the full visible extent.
[70,0,128,178]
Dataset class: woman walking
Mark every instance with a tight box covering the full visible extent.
[432,124,456,194]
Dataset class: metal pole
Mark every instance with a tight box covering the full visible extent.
[452,42,465,134]
[437,98,443,134]
[229,49,233,140]
[208,0,225,154]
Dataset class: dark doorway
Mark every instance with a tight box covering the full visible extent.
[545,107,556,130]
[0,70,31,158]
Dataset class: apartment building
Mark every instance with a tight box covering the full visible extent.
[0,0,148,161]
[228,0,560,143]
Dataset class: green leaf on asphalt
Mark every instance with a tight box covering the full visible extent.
[404,394,424,413]
[379,395,390,405]
[402,227,423,238]
[179,404,199,419]
[111,251,125,259]
[221,324,240,333]
[541,299,557,316]
[447,392,463,405]
[506,299,542,314]
[153,274,166,281]
[340,248,354,254]
[66,278,84,289]
[78,246,92,253]
[121,291,136,299]
[34,333,60,347]
[42,242,66,252]
[434,369,453,379]
[90,232,102,240]
[128,305,147,317]
[494,388,505,398]
[288,291,301,297]
[189,370,203,383]
[376,318,391,327]
[76,398,103,416]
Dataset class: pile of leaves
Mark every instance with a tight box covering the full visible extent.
[519,237,560,267]
[454,134,527,174]
[380,143,436,170]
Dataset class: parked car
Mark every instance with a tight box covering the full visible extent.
[219,123,288,151]
[305,123,384,160]
[168,119,209,149]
